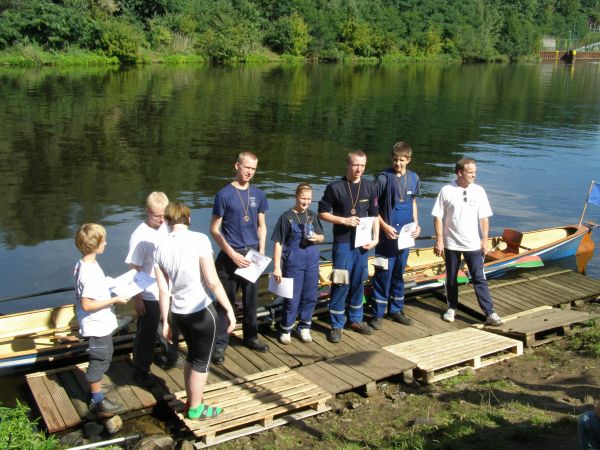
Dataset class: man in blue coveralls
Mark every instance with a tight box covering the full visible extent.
[370,142,421,330]
[210,151,270,364]
[318,150,379,343]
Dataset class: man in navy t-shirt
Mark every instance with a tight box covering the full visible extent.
[318,150,379,343]
[210,151,269,364]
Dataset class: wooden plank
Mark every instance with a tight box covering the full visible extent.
[43,373,81,429]
[57,371,88,418]
[26,375,65,432]
[222,345,262,375]
[150,363,184,393]
[259,329,324,366]
[229,337,284,372]
[104,364,141,413]
[309,361,368,390]
[295,363,351,395]
[115,360,156,408]
[310,318,357,355]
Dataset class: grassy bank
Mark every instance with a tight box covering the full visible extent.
[0,401,58,450]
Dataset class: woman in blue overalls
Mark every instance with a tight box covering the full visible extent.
[271,183,325,344]
[370,143,421,330]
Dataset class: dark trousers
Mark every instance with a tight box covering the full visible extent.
[132,300,179,373]
[444,248,494,316]
[215,250,259,349]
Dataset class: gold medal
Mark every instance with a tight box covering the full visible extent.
[243,215,250,222]
[350,208,356,215]
[346,179,361,217]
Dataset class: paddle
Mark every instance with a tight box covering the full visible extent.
[0,286,75,304]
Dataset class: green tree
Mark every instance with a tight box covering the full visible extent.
[266,12,311,55]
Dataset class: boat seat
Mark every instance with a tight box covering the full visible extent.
[486,228,524,261]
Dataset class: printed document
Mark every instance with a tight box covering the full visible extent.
[397,221,417,250]
[234,249,272,283]
[106,269,155,299]
[268,273,294,298]
[354,216,375,247]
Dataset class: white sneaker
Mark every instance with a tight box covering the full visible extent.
[442,308,456,323]
[299,328,312,343]
[279,332,291,345]
[485,312,503,326]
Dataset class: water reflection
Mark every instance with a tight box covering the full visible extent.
[0,63,600,310]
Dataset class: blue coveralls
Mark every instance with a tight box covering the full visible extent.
[329,242,369,328]
[280,222,320,332]
[372,169,418,318]
[372,200,413,317]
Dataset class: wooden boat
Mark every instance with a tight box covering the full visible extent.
[0,222,596,373]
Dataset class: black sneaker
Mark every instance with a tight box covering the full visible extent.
[369,317,383,330]
[243,339,269,353]
[328,328,342,343]
[87,397,122,419]
[211,347,225,365]
[390,311,413,326]
[349,321,374,335]
[155,353,184,370]
[133,370,156,387]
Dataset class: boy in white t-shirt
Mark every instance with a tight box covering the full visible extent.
[74,223,127,418]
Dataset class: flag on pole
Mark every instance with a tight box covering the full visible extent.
[588,181,600,206]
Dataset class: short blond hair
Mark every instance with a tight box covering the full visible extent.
[346,150,366,163]
[392,141,412,159]
[146,191,169,211]
[237,151,258,164]
[75,223,106,255]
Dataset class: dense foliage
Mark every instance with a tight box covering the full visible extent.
[0,0,599,63]
[0,401,58,450]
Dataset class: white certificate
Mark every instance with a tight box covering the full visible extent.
[354,216,375,247]
[234,249,272,283]
[106,269,155,299]
[397,222,417,250]
[268,273,294,298]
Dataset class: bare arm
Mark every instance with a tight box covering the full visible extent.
[81,295,126,312]
[127,263,144,316]
[155,265,173,342]
[434,217,444,257]
[480,217,491,254]
[319,212,360,227]
[210,214,250,268]
[200,254,236,333]
[272,241,283,283]
[411,198,421,238]
[257,212,267,254]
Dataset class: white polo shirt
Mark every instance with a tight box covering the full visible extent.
[431,181,493,252]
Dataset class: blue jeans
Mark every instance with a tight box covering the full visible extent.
[444,248,494,316]
[579,411,600,450]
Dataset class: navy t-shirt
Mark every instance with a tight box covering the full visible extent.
[212,184,269,249]
[318,177,379,243]
[270,208,324,245]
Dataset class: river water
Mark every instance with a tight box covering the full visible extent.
[0,62,599,314]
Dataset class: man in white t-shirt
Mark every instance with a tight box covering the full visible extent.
[126,191,180,387]
[431,158,503,326]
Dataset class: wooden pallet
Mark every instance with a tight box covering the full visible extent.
[383,328,523,384]
[166,367,331,447]
[25,356,156,432]
[482,306,599,347]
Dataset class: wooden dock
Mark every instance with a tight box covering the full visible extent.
[25,266,600,444]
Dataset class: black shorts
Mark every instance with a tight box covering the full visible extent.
[86,334,113,384]
[173,303,217,373]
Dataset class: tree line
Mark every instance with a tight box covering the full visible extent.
[0,0,599,64]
